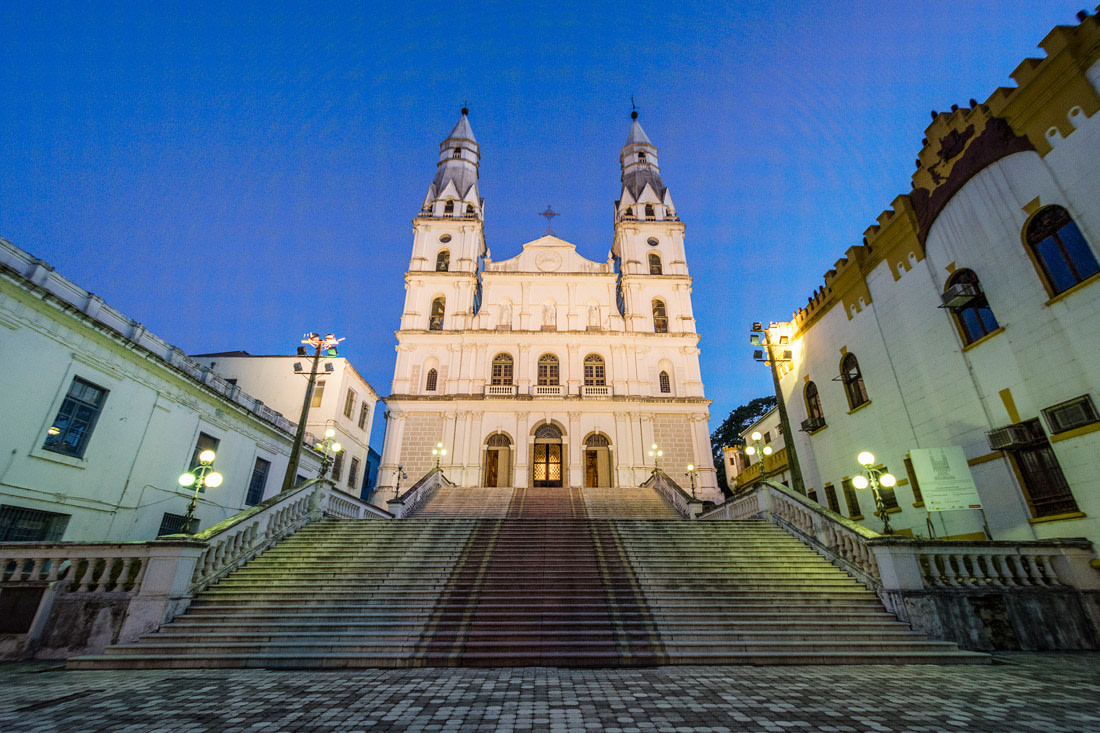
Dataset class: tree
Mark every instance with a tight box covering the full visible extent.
[710,395,777,495]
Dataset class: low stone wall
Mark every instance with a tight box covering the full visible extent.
[887,588,1100,651]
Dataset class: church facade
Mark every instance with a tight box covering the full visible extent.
[377,111,720,502]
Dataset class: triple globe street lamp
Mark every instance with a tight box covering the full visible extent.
[177,449,224,535]
[853,451,897,535]
[744,431,773,483]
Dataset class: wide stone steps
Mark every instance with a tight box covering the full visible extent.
[68,517,989,668]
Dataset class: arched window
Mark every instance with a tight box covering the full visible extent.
[535,423,563,439]
[645,203,655,219]
[425,368,438,391]
[466,203,475,216]
[649,253,662,275]
[638,151,647,162]
[491,353,514,385]
[805,381,824,421]
[1025,205,1099,294]
[652,299,668,333]
[840,353,869,409]
[624,206,633,218]
[452,147,461,158]
[487,433,511,447]
[443,199,454,215]
[435,250,450,272]
[537,354,559,385]
[945,269,999,344]
[428,297,445,331]
[585,433,610,447]
[583,354,606,386]
[658,371,671,394]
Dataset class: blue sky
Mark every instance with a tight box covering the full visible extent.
[0,1,1087,448]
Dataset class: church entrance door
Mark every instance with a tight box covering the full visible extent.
[532,443,562,488]
[483,434,512,487]
[583,433,612,488]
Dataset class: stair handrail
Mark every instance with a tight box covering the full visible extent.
[0,478,383,659]
[641,468,703,519]
[388,467,455,518]
[700,481,1100,594]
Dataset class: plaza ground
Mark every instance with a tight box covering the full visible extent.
[1,653,1098,732]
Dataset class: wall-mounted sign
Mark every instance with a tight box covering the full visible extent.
[909,446,982,512]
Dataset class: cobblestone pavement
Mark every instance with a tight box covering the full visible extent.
[1,654,1098,732]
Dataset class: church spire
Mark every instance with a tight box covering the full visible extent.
[616,111,674,222]
[421,107,482,219]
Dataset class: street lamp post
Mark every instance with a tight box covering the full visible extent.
[432,442,447,470]
[685,464,698,500]
[280,332,344,494]
[750,322,807,495]
[315,428,343,479]
[393,464,408,500]
[177,450,224,535]
[743,431,773,485]
[853,451,897,535]
[648,443,663,472]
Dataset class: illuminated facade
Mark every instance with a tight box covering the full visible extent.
[769,14,1100,545]
[377,111,720,502]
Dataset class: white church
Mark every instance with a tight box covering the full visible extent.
[377,109,720,502]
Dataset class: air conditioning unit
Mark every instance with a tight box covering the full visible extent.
[801,417,826,432]
[940,282,981,308]
[986,423,1041,451]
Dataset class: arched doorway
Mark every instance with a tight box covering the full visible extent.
[532,423,563,488]
[483,433,512,487]
[584,433,612,488]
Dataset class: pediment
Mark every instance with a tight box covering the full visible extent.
[485,235,611,274]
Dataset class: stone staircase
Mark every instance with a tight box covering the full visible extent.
[68,516,987,669]
[412,484,681,519]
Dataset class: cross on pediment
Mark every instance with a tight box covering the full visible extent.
[539,205,559,235]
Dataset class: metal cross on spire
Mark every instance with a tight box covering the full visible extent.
[539,205,559,235]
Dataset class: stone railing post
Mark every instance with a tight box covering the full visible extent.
[867,541,925,591]
[758,483,775,521]
[387,499,405,518]
[117,540,204,643]
[308,482,325,522]
[1048,546,1100,589]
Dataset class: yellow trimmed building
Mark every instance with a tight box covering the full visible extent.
[759,12,1100,546]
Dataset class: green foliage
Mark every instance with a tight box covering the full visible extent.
[710,395,777,494]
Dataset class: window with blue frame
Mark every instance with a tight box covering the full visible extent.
[43,377,108,458]
[1025,205,1099,295]
[245,457,271,506]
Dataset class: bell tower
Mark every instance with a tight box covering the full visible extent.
[611,112,692,332]
[399,108,487,337]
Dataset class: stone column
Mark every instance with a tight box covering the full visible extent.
[567,410,582,488]
[517,344,531,394]
[614,411,632,487]
[378,408,407,496]
[468,411,484,486]
[515,410,530,488]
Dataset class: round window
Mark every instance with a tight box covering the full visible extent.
[647,237,659,247]
[439,234,452,243]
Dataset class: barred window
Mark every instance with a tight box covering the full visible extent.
[659,371,671,394]
[0,505,70,542]
[425,368,438,391]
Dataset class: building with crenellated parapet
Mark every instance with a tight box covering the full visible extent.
[763,9,1100,549]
